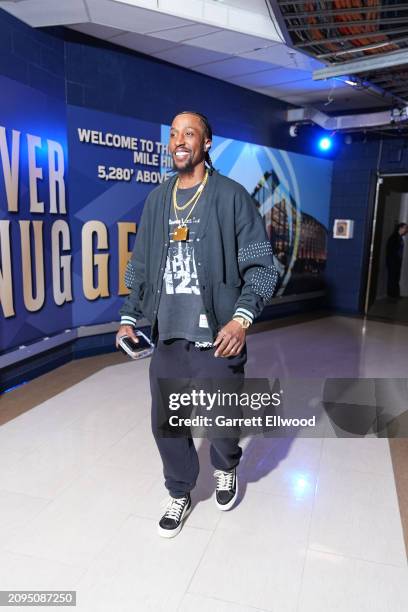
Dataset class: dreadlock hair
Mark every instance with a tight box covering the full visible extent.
[174,110,215,174]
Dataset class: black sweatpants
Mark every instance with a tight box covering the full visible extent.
[149,338,247,498]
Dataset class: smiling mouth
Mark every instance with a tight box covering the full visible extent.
[174,149,191,159]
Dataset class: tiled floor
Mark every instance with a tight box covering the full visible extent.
[0,315,407,611]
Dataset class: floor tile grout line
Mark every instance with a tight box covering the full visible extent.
[294,435,325,612]
[74,514,219,593]
[0,422,144,503]
[293,436,407,610]
[66,511,138,590]
[0,461,105,507]
[0,415,139,455]
[178,590,269,612]
[306,545,408,570]
[127,512,217,532]
[176,510,223,611]
[316,437,407,567]
[0,495,62,554]
[3,507,132,565]
[1,485,134,566]
[0,546,88,570]
[311,462,395,479]
[0,488,52,503]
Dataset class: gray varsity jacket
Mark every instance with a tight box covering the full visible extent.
[119,170,278,343]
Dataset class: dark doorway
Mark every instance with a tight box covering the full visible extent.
[365,175,408,323]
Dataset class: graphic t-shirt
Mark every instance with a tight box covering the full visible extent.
[157,183,213,344]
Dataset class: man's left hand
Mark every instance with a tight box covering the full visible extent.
[213,320,246,358]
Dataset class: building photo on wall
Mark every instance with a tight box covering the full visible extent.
[0,1,408,611]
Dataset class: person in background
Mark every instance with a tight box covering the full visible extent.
[386,222,408,299]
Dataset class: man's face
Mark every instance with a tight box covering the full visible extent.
[169,114,211,174]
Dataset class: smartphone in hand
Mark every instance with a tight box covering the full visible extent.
[118,330,154,360]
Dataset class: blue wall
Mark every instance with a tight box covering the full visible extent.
[327,138,408,314]
[0,9,65,99]
[326,141,380,313]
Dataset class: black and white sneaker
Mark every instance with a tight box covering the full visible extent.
[157,494,192,538]
[214,468,238,511]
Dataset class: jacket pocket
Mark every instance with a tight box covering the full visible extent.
[213,281,242,326]
[141,284,154,321]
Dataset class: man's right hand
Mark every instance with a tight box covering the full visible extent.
[115,325,139,349]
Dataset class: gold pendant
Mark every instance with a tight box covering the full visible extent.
[173,225,189,241]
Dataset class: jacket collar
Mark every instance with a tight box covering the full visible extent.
[162,173,177,242]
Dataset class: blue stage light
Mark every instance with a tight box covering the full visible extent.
[318,136,332,151]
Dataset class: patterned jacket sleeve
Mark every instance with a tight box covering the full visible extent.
[118,195,150,327]
[233,186,279,324]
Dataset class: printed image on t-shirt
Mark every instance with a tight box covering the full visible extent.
[157,186,213,344]
[164,218,200,295]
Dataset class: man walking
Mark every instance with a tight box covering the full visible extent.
[116,111,278,537]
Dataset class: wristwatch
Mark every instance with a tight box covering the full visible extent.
[232,316,251,330]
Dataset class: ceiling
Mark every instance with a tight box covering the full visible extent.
[277,0,408,107]
[0,0,402,115]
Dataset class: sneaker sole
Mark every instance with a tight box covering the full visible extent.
[157,504,192,538]
[215,476,239,511]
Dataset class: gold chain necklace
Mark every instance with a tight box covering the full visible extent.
[172,171,208,241]
[173,171,208,211]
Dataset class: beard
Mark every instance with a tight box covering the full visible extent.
[172,150,205,174]
[174,158,194,174]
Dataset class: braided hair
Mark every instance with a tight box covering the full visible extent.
[174,110,215,174]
